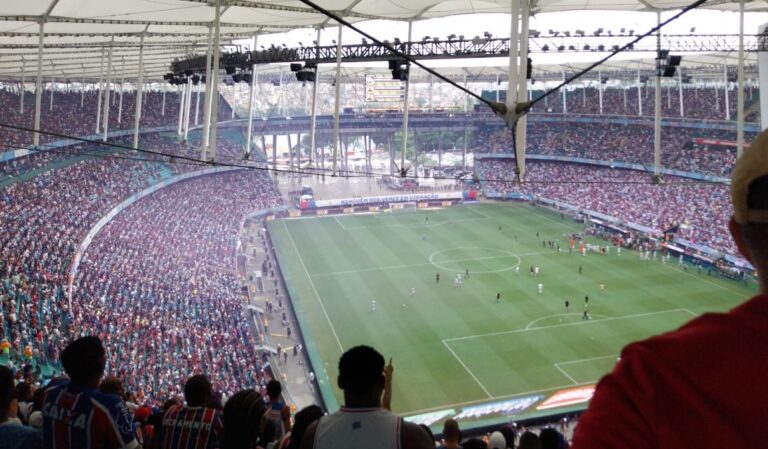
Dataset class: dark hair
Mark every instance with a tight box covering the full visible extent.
[287,405,323,449]
[221,389,265,449]
[443,418,461,441]
[266,380,282,400]
[419,424,435,445]
[184,375,212,407]
[499,427,516,448]
[14,382,32,402]
[519,431,542,449]
[258,416,279,447]
[99,376,125,397]
[539,428,565,449]
[163,397,182,411]
[337,345,385,396]
[31,387,46,412]
[61,336,106,384]
[463,438,488,449]
[0,365,14,422]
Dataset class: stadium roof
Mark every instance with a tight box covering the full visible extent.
[0,0,763,82]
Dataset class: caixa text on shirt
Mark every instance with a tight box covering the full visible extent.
[43,402,89,429]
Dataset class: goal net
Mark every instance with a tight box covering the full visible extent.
[390,201,418,211]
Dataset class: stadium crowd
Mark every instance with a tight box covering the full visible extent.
[530,85,759,122]
[0,87,234,151]
[476,159,734,254]
[0,132,258,371]
[71,170,282,400]
[1,334,570,449]
[476,122,753,177]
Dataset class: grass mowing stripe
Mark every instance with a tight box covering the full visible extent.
[270,203,752,421]
[281,220,344,352]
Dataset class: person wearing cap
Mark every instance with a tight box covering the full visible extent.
[487,431,507,449]
[300,345,433,449]
[570,130,768,448]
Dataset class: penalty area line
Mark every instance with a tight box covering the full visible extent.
[445,308,696,343]
[442,340,493,398]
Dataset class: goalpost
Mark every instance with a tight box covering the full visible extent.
[390,201,418,211]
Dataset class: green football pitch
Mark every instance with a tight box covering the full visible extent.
[268,202,754,425]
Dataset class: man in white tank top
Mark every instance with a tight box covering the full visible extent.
[300,345,433,449]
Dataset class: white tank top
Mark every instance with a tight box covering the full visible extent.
[314,408,402,449]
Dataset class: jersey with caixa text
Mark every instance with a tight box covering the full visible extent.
[42,384,138,449]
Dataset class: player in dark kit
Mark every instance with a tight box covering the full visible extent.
[565,300,570,310]
[435,273,440,284]
[465,268,470,278]
[496,292,501,303]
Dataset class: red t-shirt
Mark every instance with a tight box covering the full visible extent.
[571,295,768,449]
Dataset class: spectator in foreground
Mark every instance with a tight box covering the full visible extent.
[539,428,565,449]
[437,418,462,449]
[462,438,486,449]
[0,365,42,449]
[571,128,768,447]
[487,431,507,449]
[518,432,542,449]
[300,345,433,449]
[262,380,292,444]
[159,374,223,449]
[283,405,323,449]
[42,336,137,449]
[221,389,265,449]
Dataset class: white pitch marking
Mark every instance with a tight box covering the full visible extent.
[282,220,344,352]
[442,340,493,398]
[445,309,696,343]
[554,364,579,385]
[524,313,610,330]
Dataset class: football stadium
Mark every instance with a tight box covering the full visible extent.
[0,0,766,447]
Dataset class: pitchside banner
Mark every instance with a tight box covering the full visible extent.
[454,395,543,420]
[403,409,456,427]
[536,385,596,410]
[307,191,473,209]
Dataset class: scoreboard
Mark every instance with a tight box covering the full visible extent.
[365,75,405,103]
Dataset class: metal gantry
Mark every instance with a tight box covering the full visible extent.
[170,34,762,74]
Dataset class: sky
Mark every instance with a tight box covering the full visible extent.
[239,9,768,70]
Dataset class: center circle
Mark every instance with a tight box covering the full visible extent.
[428,247,521,274]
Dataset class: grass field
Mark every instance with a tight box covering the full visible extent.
[268,202,754,426]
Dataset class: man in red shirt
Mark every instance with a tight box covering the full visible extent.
[571,129,768,448]
[159,375,222,449]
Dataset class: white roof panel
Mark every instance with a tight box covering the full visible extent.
[0,0,762,81]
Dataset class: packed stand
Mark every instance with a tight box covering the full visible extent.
[0,133,249,372]
[71,169,282,401]
[476,159,734,254]
[529,85,759,122]
[0,87,235,152]
[475,122,753,177]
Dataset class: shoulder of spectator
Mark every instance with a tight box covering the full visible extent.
[402,420,434,449]
[299,420,319,449]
